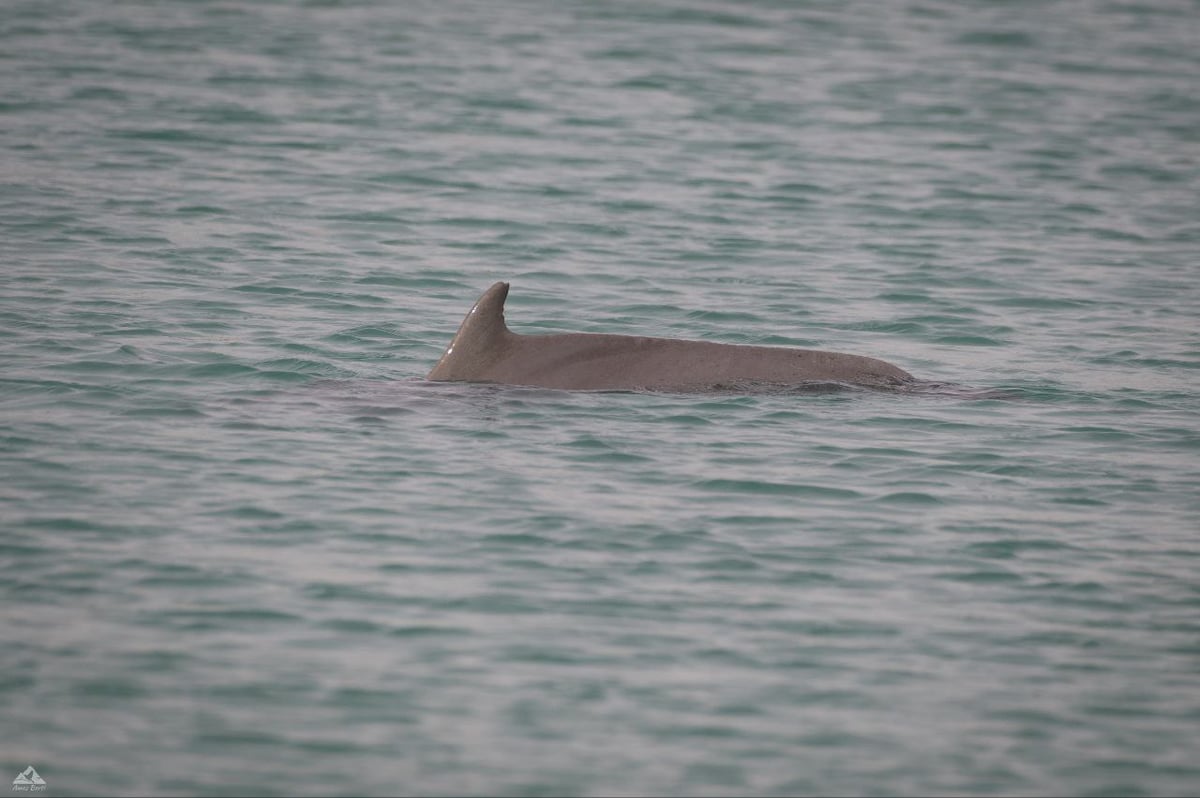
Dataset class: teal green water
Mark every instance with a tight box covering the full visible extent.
[3,1,1200,795]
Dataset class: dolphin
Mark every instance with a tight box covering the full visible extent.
[427,282,915,392]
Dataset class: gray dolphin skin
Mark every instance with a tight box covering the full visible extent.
[427,282,915,392]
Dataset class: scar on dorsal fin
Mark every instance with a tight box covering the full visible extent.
[427,281,512,381]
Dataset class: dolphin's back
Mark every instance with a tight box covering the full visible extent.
[427,282,914,391]
[488,333,911,390]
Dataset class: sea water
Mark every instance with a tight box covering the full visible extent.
[2,1,1199,795]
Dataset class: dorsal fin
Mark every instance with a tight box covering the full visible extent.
[427,282,512,380]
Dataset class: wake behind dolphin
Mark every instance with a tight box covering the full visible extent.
[427,282,920,393]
